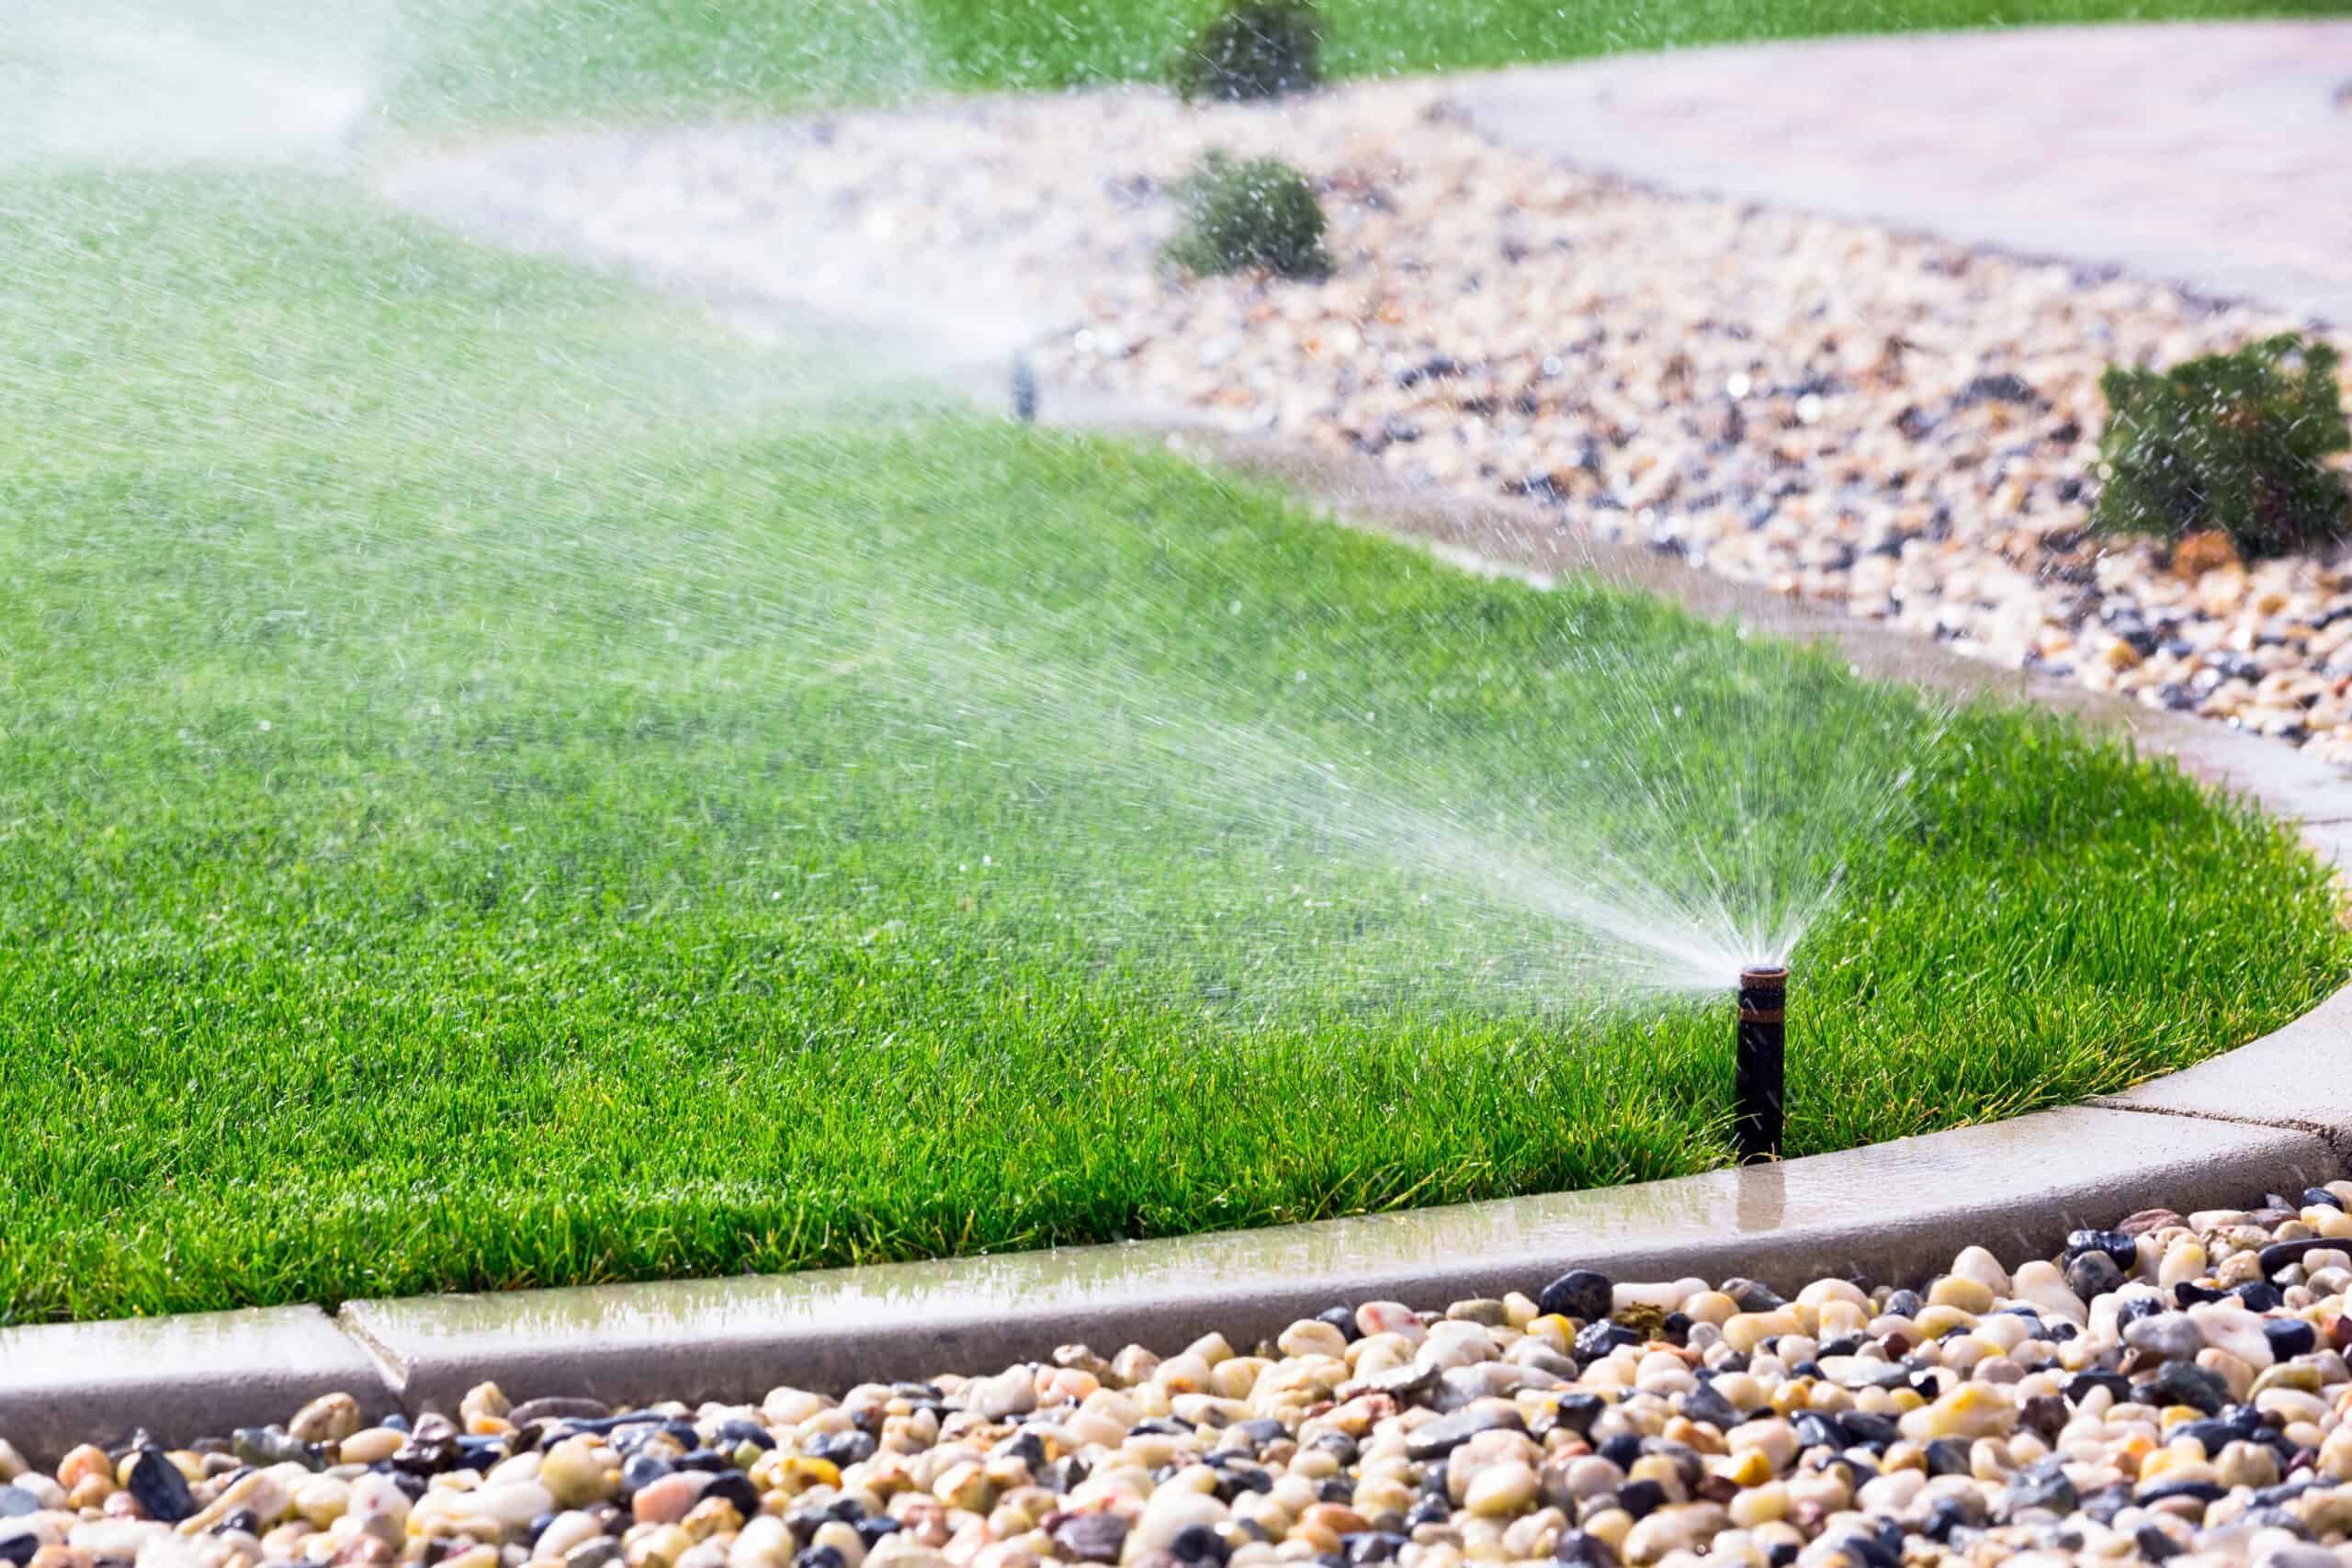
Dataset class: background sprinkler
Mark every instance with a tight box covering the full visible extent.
[1011,355,1039,423]
[1735,964,1786,1163]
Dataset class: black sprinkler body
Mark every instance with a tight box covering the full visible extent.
[1011,356,1040,423]
[1735,964,1786,1163]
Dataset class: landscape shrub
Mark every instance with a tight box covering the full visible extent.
[1169,0,1322,102]
[2091,333,2351,560]
[1164,150,1330,279]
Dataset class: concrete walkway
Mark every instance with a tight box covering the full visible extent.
[1456,21,2352,325]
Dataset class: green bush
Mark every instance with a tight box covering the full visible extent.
[2091,333,2351,560]
[1169,0,1322,102]
[1164,151,1331,279]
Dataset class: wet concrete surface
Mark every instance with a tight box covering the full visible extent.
[0,1306,394,1465]
[335,1109,2327,1412]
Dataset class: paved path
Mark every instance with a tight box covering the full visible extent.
[1456,21,2352,324]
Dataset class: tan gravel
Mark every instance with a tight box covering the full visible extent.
[17,1188,2352,1568]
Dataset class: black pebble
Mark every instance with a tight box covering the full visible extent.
[714,1419,775,1451]
[2233,1280,2287,1314]
[703,1472,761,1520]
[2018,1395,2069,1441]
[1341,1532,1408,1566]
[455,1435,512,1471]
[1923,1438,1973,1478]
[619,1455,673,1496]
[812,1431,876,1466]
[1572,1320,1640,1359]
[792,1549,846,1568]
[1537,1269,1613,1323]
[392,1439,459,1478]
[1723,1278,1788,1314]
[992,1432,1046,1471]
[2152,1361,2230,1416]
[126,1450,196,1524]
[1167,1523,1229,1566]
[1792,1413,1849,1451]
[1917,1499,1967,1542]
[1840,1412,1901,1450]
[1838,1534,1899,1568]
[1596,1434,1643,1471]
[2267,1318,2318,1359]
[2134,1524,2183,1561]
[1316,1307,1360,1342]
[2004,1460,2076,1515]
[854,1517,900,1550]
[1679,1382,1739,1432]
[0,1538,33,1568]
[1553,1529,1619,1566]
[2064,1229,2138,1268]
[1882,1290,1923,1320]
[2259,1239,2331,1280]
[1612,1479,1666,1520]
[2304,1188,2346,1211]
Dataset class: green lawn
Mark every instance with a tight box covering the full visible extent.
[384,0,2352,126]
[2,167,2346,1324]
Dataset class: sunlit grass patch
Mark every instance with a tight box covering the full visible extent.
[0,172,2344,1324]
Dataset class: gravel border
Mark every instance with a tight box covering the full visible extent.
[22,1177,2352,1568]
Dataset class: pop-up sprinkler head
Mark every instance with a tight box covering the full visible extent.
[1011,355,1040,423]
[1735,964,1787,1164]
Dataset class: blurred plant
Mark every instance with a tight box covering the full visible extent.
[1169,0,1322,102]
[2091,333,2351,560]
[1164,150,1330,279]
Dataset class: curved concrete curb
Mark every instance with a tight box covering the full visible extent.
[338,1111,2326,1415]
[0,1105,2336,1464]
[0,1308,399,1465]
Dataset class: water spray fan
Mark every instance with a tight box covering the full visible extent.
[1735,965,1786,1163]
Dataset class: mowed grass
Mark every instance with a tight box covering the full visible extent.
[2,168,2346,1324]
[388,0,2352,127]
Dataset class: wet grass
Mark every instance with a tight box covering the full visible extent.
[390,0,2352,127]
[2,170,2346,1323]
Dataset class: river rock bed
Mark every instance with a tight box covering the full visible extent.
[19,1191,2352,1568]
[384,82,2352,764]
